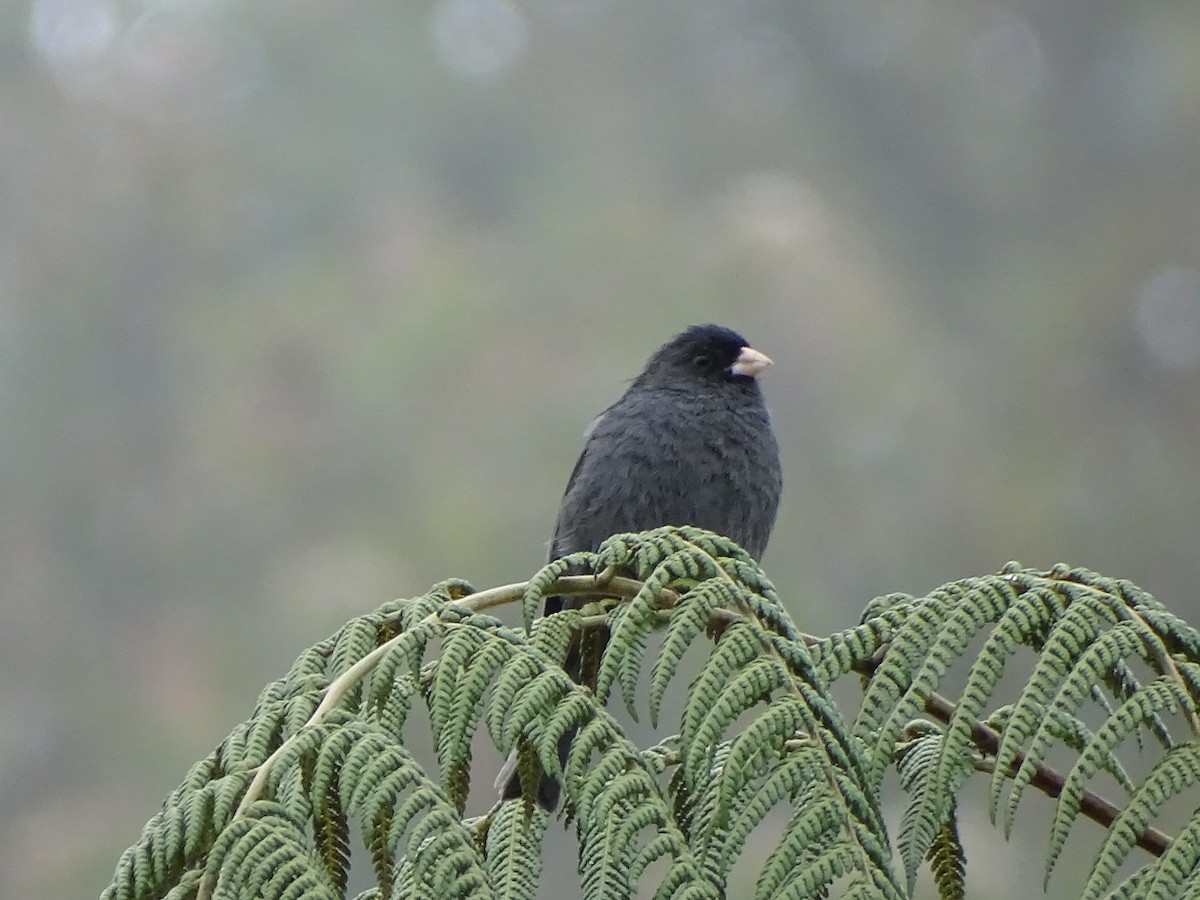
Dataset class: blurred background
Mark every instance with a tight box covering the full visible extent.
[5,1,1200,897]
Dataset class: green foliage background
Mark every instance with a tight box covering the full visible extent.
[4,2,1200,897]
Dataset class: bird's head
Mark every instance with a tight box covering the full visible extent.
[635,324,773,391]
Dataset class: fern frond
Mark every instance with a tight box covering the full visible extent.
[482,803,547,899]
[344,727,490,896]
[994,583,1128,830]
[1046,671,1200,872]
[596,550,706,718]
[1139,808,1200,899]
[932,582,1054,830]
[1078,742,1200,899]
[102,768,254,900]
[839,562,1197,893]
[520,553,592,632]
[858,576,1014,792]
[675,606,898,894]
[313,753,351,894]
[575,756,717,900]
[1014,621,1145,806]
[429,626,501,810]
[925,808,966,900]
[710,739,827,883]
[203,802,336,900]
[753,787,841,900]
[895,723,976,892]
[681,623,766,787]
[809,603,908,683]
[103,538,1200,899]
[1106,867,1156,900]
[650,577,741,726]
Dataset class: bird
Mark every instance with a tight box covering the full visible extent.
[498,323,782,809]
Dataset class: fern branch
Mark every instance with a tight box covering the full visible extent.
[468,574,682,619]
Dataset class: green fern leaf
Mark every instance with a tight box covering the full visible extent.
[650,577,741,726]
[597,551,706,718]
[483,802,547,899]
[931,582,1044,828]
[869,579,1012,795]
[521,554,591,634]
[1012,622,1144,818]
[1141,808,1200,900]
[430,627,503,810]
[1048,675,1198,872]
[681,623,765,789]
[895,726,974,892]
[992,586,1118,831]
[203,802,337,900]
[925,809,966,900]
[1079,742,1200,900]
[708,741,826,882]
[855,599,944,784]
[709,697,814,847]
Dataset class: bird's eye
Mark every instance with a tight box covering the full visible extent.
[692,353,713,370]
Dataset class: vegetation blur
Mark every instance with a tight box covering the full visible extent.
[5,1,1200,897]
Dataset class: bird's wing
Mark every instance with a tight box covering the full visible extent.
[548,409,609,557]
[541,408,616,615]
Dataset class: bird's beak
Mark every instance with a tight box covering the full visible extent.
[730,346,773,378]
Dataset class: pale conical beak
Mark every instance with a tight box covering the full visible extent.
[730,346,773,378]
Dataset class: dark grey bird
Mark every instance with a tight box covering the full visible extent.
[498,323,782,808]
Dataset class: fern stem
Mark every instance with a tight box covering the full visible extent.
[463,575,680,614]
